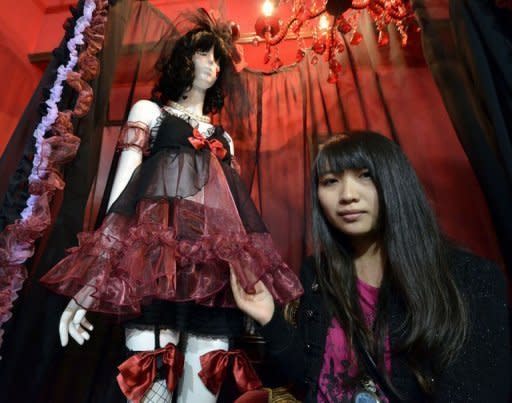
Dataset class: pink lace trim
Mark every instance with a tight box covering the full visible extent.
[0,0,110,350]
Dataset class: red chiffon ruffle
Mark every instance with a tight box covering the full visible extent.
[40,200,303,315]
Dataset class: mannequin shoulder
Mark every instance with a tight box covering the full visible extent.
[127,100,161,128]
[222,131,234,144]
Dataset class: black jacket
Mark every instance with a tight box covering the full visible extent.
[259,249,510,402]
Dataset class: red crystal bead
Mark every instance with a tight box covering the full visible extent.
[312,40,326,55]
[350,31,363,45]
[337,22,352,34]
[377,31,389,47]
[327,70,338,84]
[296,49,306,63]
[329,59,342,73]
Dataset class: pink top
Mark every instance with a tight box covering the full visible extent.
[317,279,391,402]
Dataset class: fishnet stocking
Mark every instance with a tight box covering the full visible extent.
[129,379,172,403]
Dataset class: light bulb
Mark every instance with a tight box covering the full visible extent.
[318,14,330,31]
[262,0,274,17]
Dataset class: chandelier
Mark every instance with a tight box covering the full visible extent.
[253,0,417,83]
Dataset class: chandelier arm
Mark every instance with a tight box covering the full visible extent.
[265,5,326,46]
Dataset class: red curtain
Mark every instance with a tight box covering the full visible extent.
[88,13,502,274]
[222,14,502,270]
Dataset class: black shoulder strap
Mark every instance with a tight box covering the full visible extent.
[353,337,403,402]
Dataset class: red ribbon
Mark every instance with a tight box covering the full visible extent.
[188,128,228,160]
[116,343,184,403]
[198,349,263,395]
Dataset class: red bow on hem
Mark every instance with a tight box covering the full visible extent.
[116,343,184,403]
[198,349,263,395]
[189,128,228,160]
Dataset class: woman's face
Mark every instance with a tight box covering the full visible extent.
[317,168,380,240]
[191,47,220,91]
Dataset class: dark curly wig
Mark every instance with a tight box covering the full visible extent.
[151,28,234,115]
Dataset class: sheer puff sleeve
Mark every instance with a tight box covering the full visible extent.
[117,100,161,155]
[117,121,150,155]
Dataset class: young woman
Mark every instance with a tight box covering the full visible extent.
[231,131,509,402]
[40,10,302,403]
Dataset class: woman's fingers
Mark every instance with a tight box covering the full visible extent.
[230,266,250,297]
[230,267,269,300]
[253,280,270,294]
[229,266,275,325]
[229,266,238,289]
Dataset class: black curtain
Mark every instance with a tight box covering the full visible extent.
[0,0,87,230]
[0,1,134,401]
[413,0,512,273]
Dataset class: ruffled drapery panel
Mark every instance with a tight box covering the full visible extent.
[0,0,111,349]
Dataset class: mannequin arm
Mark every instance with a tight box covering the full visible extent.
[60,101,161,346]
[107,147,143,210]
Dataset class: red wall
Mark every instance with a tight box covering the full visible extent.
[0,0,306,156]
[0,0,45,155]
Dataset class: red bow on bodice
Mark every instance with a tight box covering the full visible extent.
[116,343,184,403]
[198,349,262,395]
[188,128,228,160]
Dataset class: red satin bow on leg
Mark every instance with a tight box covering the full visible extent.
[198,349,263,395]
[188,128,228,160]
[116,343,184,403]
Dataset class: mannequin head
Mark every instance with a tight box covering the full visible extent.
[191,47,220,91]
[152,28,234,114]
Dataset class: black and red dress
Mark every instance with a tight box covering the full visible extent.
[41,108,303,336]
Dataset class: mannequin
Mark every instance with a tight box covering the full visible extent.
[41,11,303,403]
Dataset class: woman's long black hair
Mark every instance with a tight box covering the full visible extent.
[311,131,467,394]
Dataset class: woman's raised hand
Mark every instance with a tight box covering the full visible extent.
[229,268,275,326]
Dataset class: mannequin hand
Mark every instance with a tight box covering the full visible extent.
[59,298,94,347]
[230,268,275,326]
